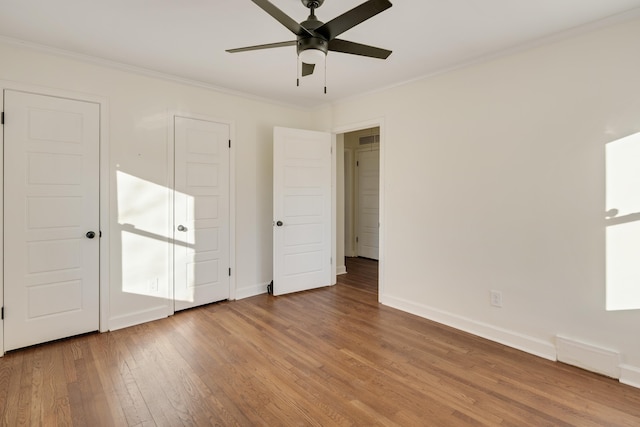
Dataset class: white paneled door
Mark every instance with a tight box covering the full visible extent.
[357,149,379,260]
[174,116,230,311]
[273,127,331,296]
[4,90,100,351]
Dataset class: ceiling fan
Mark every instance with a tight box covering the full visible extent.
[226,0,393,91]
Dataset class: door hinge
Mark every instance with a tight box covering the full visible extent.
[356,160,359,167]
[228,139,231,148]
[330,146,333,154]
[1,307,4,320]
[356,236,359,242]
[1,112,4,125]
[228,268,231,277]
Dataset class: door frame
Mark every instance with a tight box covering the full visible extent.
[333,118,385,298]
[0,81,110,354]
[167,112,236,313]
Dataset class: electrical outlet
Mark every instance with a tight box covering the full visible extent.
[490,290,503,308]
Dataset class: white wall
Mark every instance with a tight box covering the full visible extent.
[330,17,640,383]
[0,40,315,330]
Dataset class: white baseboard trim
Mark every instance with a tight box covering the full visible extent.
[109,306,169,331]
[379,294,640,390]
[556,335,620,378]
[380,294,557,361]
[236,283,268,300]
[337,265,347,275]
[620,364,640,389]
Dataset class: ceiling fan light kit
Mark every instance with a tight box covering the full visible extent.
[298,48,325,65]
[226,0,393,93]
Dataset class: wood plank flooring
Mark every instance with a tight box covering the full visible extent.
[2,257,640,426]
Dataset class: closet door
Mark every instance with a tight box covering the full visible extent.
[4,90,100,351]
[174,116,230,310]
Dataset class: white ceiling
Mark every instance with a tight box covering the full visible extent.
[1,0,640,108]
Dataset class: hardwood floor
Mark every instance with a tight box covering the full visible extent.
[2,257,640,426]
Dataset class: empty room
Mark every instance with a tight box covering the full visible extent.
[1,0,640,425]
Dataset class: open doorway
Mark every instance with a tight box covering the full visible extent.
[337,256,379,295]
[336,126,380,295]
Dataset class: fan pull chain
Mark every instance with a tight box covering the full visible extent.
[324,56,327,94]
[297,57,300,87]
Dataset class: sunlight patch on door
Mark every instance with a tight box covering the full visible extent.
[606,132,640,311]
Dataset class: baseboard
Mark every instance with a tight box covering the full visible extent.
[556,336,620,378]
[620,364,640,389]
[109,306,170,331]
[236,283,268,300]
[379,294,557,361]
[556,337,640,389]
[337,265,347,275]
[379,294,640,390]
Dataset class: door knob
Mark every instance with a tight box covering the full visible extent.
[177,225,187,232]
[86,231,96,239]
[276,221,283,227]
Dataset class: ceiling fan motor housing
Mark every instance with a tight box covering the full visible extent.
[302,0,324,8]
[298,6,328,57]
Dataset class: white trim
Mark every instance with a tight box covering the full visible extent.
[336,266,347,275]
[620,364,640,389]
[0,36,309,111]
[330,8,640,109]
[331,133,337,285]
[0,91,4,354]
[229,121,237,300]
[556,335,621,379]
[0,80,110,350]
[343,148,355,258]
[236,283,269,300]
[3,7,640,112]
[169,111,236,311]
[332,118,385,297]
[108,306,169,331]
[167,112,176,315]
[99,93,110,333]
[380,294,557,361]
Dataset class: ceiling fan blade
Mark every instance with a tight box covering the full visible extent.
[301,62,315,77]
[226,40,296,53]
[315,0,392,40]
[251,0,313,37]
[328,39,391,59]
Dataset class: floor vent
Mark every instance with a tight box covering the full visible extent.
[556,336,620,378]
